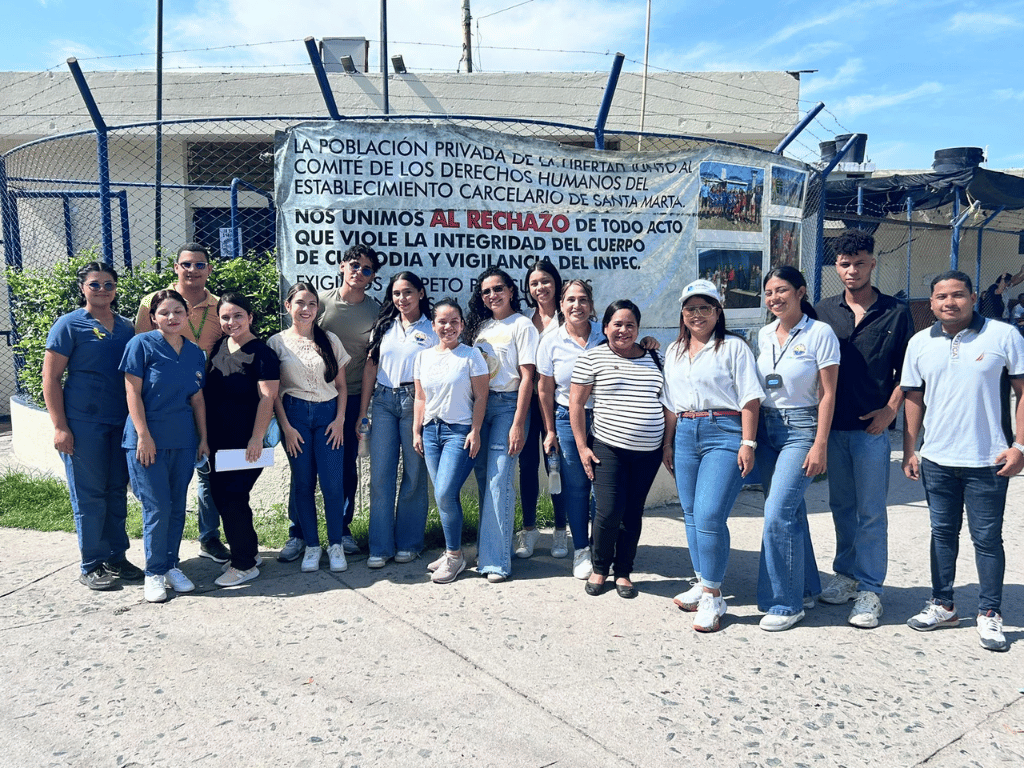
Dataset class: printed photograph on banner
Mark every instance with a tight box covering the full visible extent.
[697,162,764,234]
[698,248,763,309]
[769,165,807,216]
[769,220,801,270]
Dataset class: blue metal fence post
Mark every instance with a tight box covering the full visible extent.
[813,133,861,302]
[304,37,342,120]
[950,187,961,270]
[773,102,824,154]
[0,157,21,270]
[117,191,133,268]
[594,53,625,151]
[906,198,913,299]
[66,57,113,266]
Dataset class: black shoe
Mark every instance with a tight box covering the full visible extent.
[199,538,231,563]
[104,557,144,582]
[615,583,638,599]
[585,579,607,596]
[79,566,117,591]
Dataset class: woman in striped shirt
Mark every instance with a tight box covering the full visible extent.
[570,299,666,599]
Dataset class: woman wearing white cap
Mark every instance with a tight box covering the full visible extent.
[662,279,764,632]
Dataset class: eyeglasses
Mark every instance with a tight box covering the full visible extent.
[85,281,116,292]
[480,285,506,296]
[682,305,716,317]
[177,261,208,271]
[345,262,375,278]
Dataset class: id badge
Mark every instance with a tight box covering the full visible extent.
[764,372,784,390]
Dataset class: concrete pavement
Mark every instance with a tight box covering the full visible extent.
[2,440,1024,766]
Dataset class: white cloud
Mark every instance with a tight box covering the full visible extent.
[832,82,943,117]
[800,58,863,96]
[994,88,1024,101]
[949,11,1023,32]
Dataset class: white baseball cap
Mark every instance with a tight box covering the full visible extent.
[679,279,722,305]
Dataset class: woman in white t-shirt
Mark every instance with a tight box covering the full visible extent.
[358,272,438,569]
[754,266,839,631]
[413,299,489,584]
[662,279,764,633]
[465,267,540,582]
[514,259,563,560]
[268,283,352,575]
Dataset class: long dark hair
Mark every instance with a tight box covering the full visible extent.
[465,267,523,344]
[367,272,431,364]
[763,265,816,320]
[76,261,119,309]
[523,258,564,324]
[674,294,740,357]
[285,282,339,382]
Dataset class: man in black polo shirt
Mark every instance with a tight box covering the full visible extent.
[814,229,915,628]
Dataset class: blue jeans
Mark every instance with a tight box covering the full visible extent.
[368,384,429,557]
[127,447,193,576]
[553,405,591,549]
[423,420,476,552]
[474,391,522,577]
[673,413,745,589]
[62,418,130,574]
[920,458,1007,612]
[827,429,891,594]
[283,394,346,548]
[755,407,822,615]
[195,459,221,544]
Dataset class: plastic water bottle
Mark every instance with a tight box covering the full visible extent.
[546,452,562,495]
[357,417,370,457]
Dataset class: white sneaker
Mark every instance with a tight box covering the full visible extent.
[301,546,322,573]
[907,599,959,631]
[164,568,195,593]
[144,574,168,603]
[759,610,805,632]
[222,555,263,573]
[977,611,1008,651]
[395,550,416,564]
[367,555,390,569]
[328,543,348,572]
[551,530,569,558]
[277,538,305,562]
[848,591,883,628]
[514,528,541,558]
[572,547,593,580]
[819,573,858,604]
[427,552,447,572]
[673,582,704,612]
[693,592,727,632]
[431,552,467,584]
[215,566,260,587]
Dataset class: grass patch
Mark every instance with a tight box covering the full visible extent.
[0,468,557,552]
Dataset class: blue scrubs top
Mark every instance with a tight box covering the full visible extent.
[119,330,206,450]
[45,308,135,425]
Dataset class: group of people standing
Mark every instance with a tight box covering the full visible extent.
[43,230,1024,652]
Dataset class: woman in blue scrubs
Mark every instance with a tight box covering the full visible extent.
[120,289,209,603]
[43,261,142,591]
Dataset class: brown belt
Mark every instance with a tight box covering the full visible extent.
[677,409,741,419]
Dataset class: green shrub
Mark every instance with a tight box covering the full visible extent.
[6,249,283,408]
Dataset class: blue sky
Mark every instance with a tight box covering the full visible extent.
[6,0,1021,169]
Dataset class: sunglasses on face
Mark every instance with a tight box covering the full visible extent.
[682,305,715,317]
[480,285,507,296]
[345,262,375,278]
[86,281,116,292]
[177,261,208,271]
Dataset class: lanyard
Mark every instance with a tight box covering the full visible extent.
[188,304,210,344]
[771,327,802,370]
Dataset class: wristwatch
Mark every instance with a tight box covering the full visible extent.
[1013,442,1024,455]
[740,439,757,449]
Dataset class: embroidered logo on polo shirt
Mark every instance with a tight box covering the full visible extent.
[792,344,807,355]
[976,353,986,362]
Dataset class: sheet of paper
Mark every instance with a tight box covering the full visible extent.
[214,448,274,472]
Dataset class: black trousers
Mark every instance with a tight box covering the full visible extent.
[209,462,263,571]
[589,438,662,579]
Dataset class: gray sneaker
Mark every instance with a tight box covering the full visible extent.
[431,552,467,584]
[341,535,360,554]
[819,573,858,604]
[278,537,305,563]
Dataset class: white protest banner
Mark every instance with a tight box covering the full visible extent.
[275,122,810,331]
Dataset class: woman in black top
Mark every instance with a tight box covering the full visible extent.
[205,292,281,587]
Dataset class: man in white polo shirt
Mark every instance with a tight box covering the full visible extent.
[901,270,1024,652]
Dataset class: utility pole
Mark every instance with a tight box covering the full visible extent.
[462,0,473,73]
